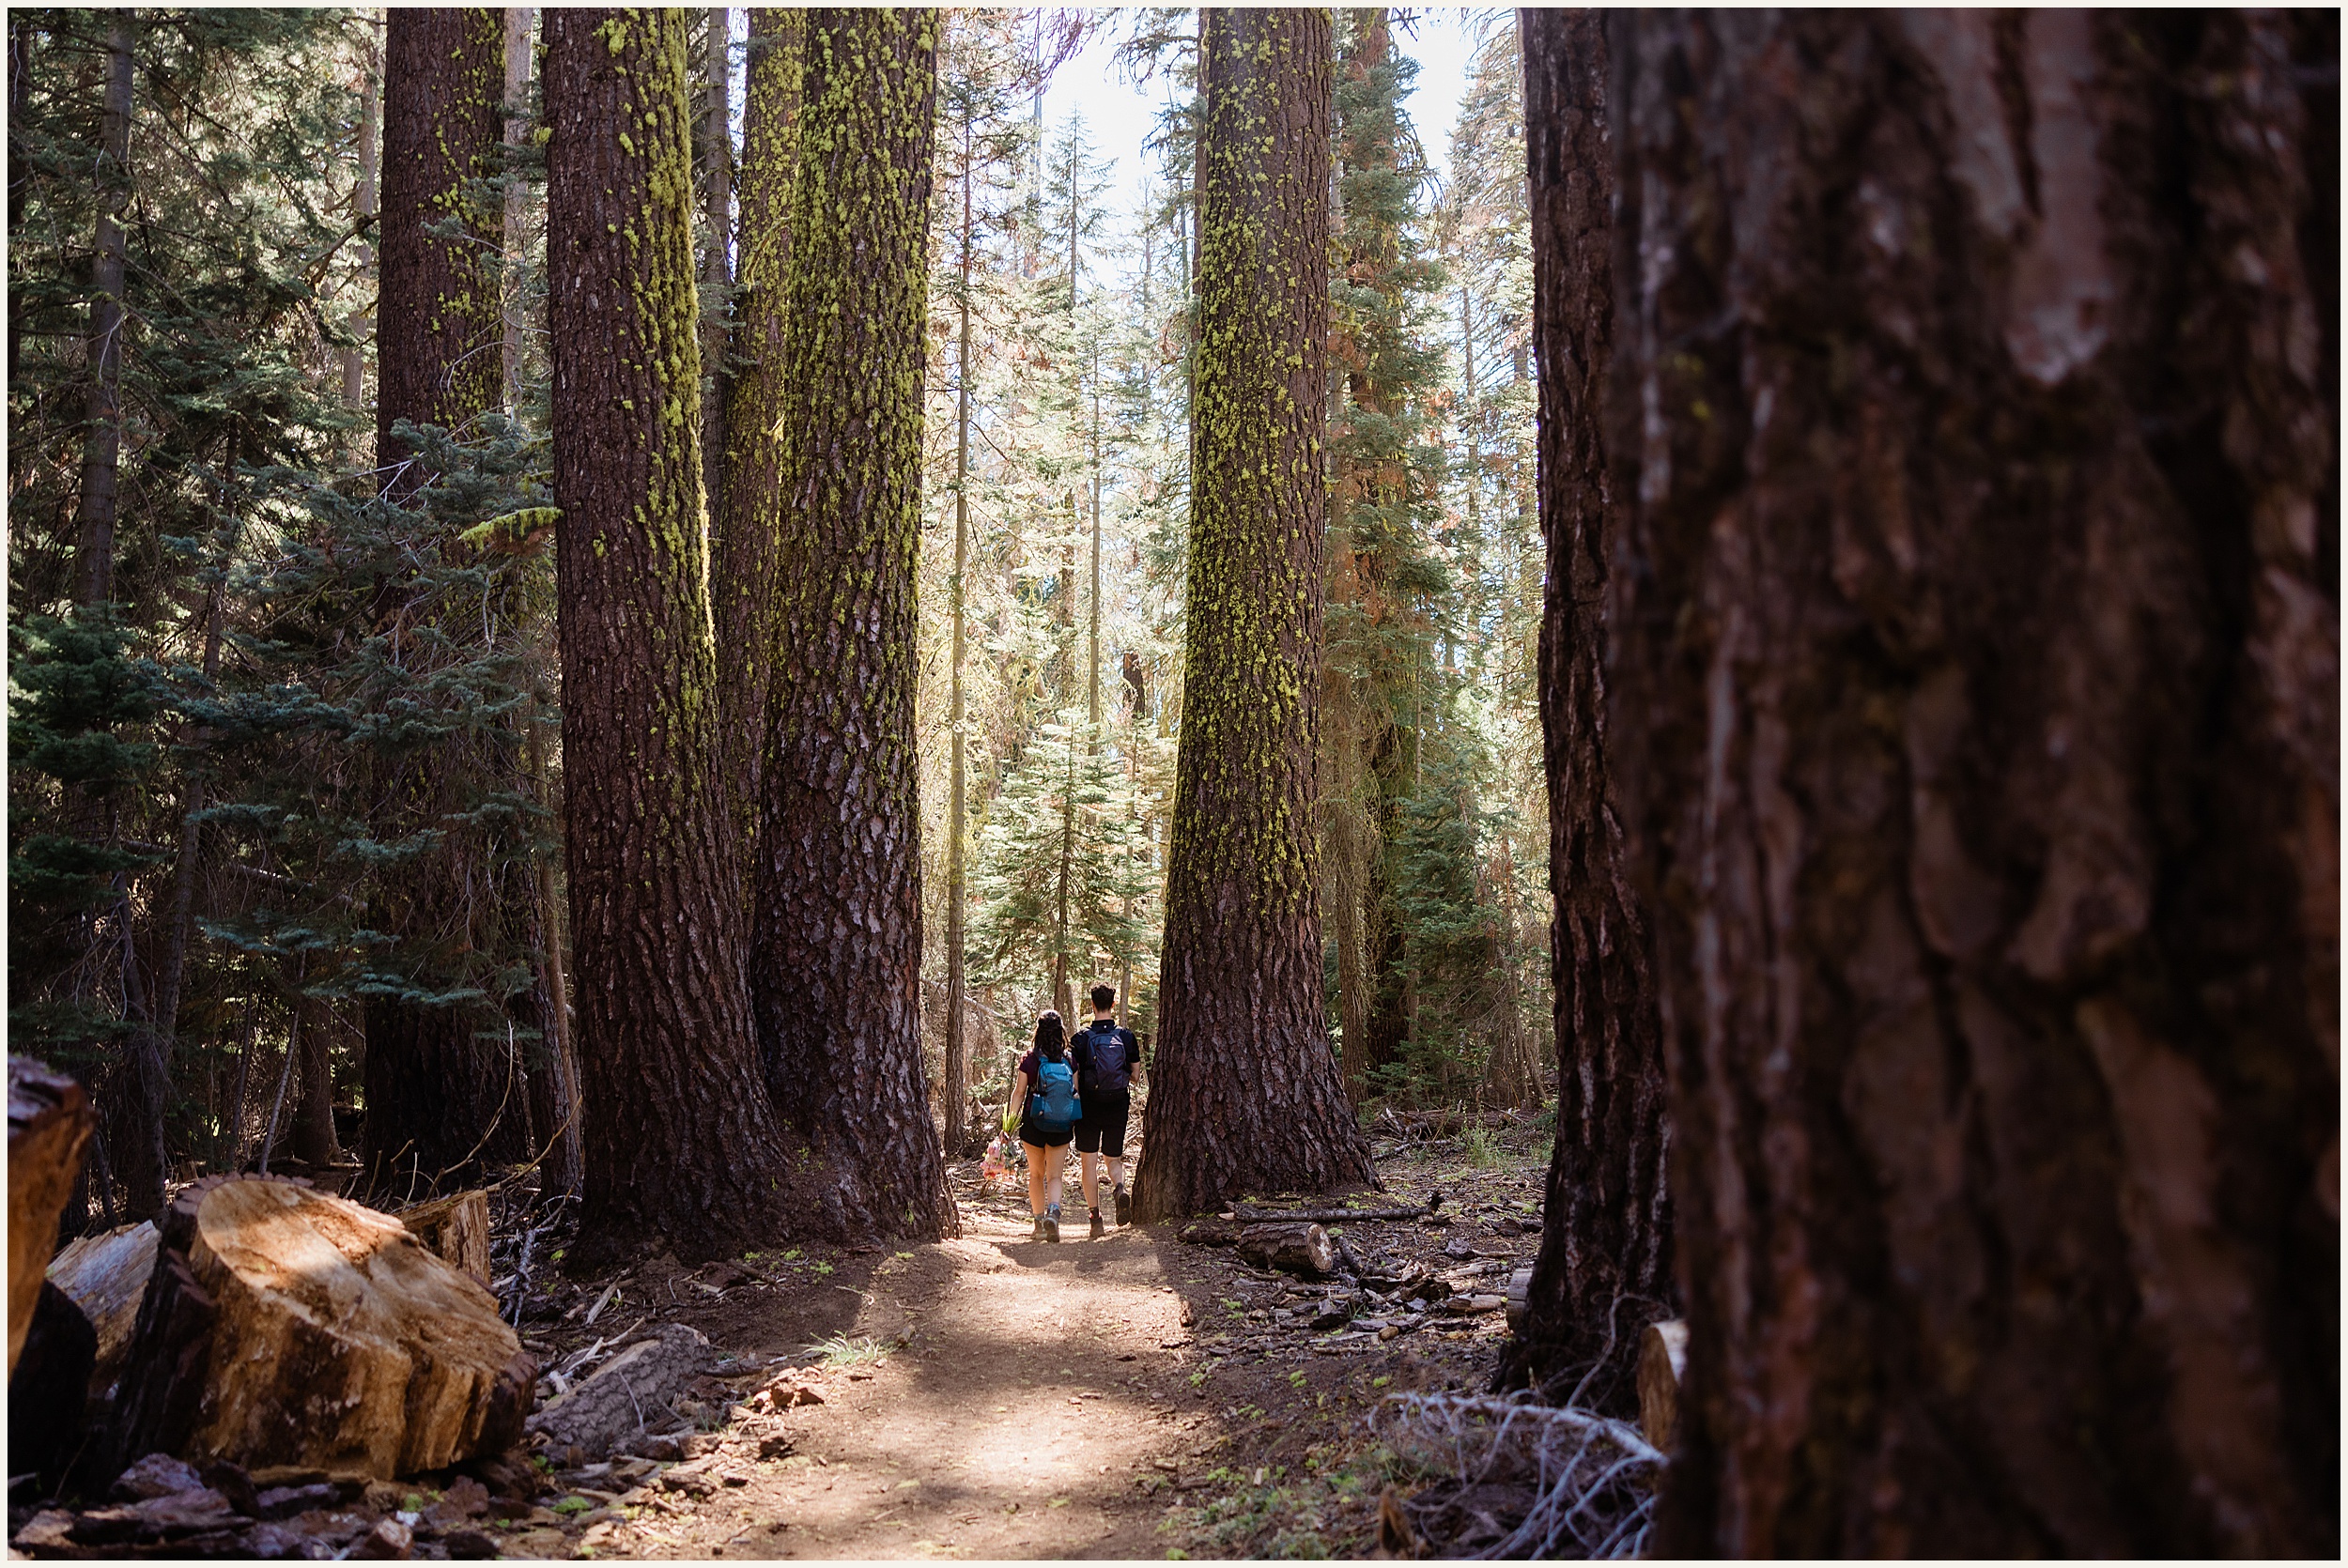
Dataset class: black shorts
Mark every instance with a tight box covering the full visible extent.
[1019,1117,1074,1150]
[1074,1087,1131,1157]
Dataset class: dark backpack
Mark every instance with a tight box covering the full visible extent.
[1081,1024,1135,1093]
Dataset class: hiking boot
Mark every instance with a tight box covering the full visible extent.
[1114,1185,1132,1226]
[1044,1207,1062,1243]
[1089,1208,1106,1240]
[1031,1215,1048,1243]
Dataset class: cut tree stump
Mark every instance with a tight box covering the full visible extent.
[104,1175,533,1478]
[1637,1318,1688,1451]
[1236,1222,1337,1278]
[396,1190,492,1286]
[49,1221,160,1411]
[9,1280,98,1487]
[10,1055,95,1376]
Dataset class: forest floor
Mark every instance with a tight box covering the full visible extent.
[490,1125,1554,1560]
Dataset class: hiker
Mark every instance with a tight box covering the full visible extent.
[1008,1009,1080,1242]
[1072,983,1140,1237]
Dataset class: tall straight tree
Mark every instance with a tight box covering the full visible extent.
[1499,8,1671,1408]
[752,8,956,1242]
[1325,6,1445,1093]
[363,7,524,1187]
[544,6,798,1262]
[713,8,804,836]
[71,8,132,607]
[1598,10,2338,1556]
[1131,8,1376,1221]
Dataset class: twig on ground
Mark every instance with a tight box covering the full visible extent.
[1374,1390,1662,1560]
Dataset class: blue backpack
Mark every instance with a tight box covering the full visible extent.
[1030,1055,1081,1135]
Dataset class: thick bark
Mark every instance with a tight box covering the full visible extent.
[377,7,502,484]
[713,9,804,838]
[1131,8,1377,1222]
[364,8,518,1188]
[71,9,132,607]
[544,6,800,1262]
[1599,11,2338,1555]
[1499,8,1672,1409]
[9,1058,94,1376]
[752,8,955,1243]
[698,7,732,517]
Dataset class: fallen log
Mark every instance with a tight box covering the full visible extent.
[48,1220,160,1413]
[1230,1205,1427,1224]
[396,1190,492,1286]
[527,1322,712,1462]
[104,1175,533,1478]
[1237,1222,1337,1278]
[1636,1318,1688,1451]
[10,1056,95,1376]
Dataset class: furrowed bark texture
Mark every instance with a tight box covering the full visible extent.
[752,8,956,1243]
[713,8,804,841]
[1599,11,2340,1556]
[377,7,502,484]
[364,7,524,1189]
[544,7,797,1263]
[1500,8,1672,1410]
[1132,8,1377,1222]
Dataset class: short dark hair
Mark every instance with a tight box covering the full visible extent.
[1090,983,1116,1012]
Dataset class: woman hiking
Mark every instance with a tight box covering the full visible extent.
[1007,1010,1081,1242]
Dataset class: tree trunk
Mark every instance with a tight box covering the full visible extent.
[544,6,802,1263]
[942,150,972,1160]
[1131,8,1377,1222]
[699,6,732,517]
[377,7,502,484]
[712,8,804,841]
[347,20,380,409]
[498,7,532,410]
[364,7,517,1190]
[525,712,583,1196]
[1499,8,1672,1411]
[1599,11,2338,1556]
[290,995,344,1170]
[71,8,132,608]
[752,8,955,1243]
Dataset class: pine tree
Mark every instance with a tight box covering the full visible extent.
[1500,8,1671,1407]
[363,6,526,1187]
[712,9,803,838]
[1132,8,1375,1221]
[1600,10,2336,1553]
[543,6,797,1261]
[753,8,956,1242]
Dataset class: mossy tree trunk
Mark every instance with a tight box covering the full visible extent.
[543,6,800,1263]
[363,7,528,1189]
[1131,8,1376,1222]
[713,9,804,843]
[1498,8,1671,1410]
[750,8,956,1243]
[1599,11,2338,1555]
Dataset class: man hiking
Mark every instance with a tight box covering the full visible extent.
[1071,983,1140,1238]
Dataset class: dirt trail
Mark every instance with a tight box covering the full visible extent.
[497,1137,1549,1561]
[562,1205,1209,1560]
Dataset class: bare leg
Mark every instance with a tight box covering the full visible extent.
[1105,1155,1124,1194]
[1043,1143,1066,1212]
[1081,1150,1103,1212]
[1024,1143,1048,1217]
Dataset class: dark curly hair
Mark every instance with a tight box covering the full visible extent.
[1033,1010,1067,1060]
